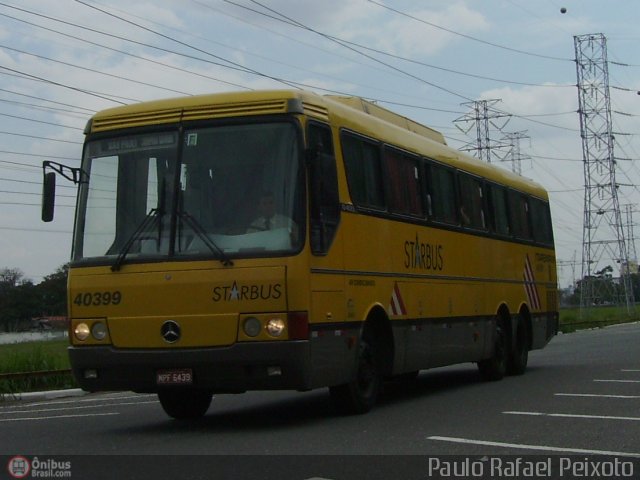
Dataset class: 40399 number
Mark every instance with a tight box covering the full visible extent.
[73,291,122,307]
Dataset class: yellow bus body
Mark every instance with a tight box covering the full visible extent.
[64,90,558,414]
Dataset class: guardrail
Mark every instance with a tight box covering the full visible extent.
[0,369,72,381]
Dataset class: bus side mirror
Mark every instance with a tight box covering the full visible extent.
[42,171,56,222]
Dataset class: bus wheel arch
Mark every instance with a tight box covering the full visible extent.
[477,305,509,381]
[329,305,392,414]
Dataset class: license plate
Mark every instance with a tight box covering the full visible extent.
[156,369,193,385]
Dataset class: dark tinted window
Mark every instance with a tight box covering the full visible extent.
[509,191,532,240]
[426,162,457,224]
[384,148,422,216]
[530,197,554,245]
[488,184,510,236]
[341,132,385,209]
[458,173,486,229]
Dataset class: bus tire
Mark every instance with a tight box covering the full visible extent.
[158,389,213,420]
[477,321,507,381]
[507,317,529,375]
[329,328,381,414]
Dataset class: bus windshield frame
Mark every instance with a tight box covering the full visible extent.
[71,118,306,267]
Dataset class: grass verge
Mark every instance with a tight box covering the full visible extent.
[559,305,639,333]
[0,338,77,396]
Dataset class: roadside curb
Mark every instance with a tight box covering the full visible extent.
[1,388,87,403]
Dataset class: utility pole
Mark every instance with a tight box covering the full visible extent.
[454,99,511,163]
[574,33,634,316]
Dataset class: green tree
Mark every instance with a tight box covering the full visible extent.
[0,268,36,332]
[36,264,69,316]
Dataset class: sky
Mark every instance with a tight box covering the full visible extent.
[0,0,639,288]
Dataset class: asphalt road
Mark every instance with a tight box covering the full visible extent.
[1,322,639,479]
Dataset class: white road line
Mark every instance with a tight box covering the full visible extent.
[555,393,640,399]
[0,394,156,410]
[594,379,640,383]
[0,400,158,415]
[427,436,640,458]
[0,412,119,422]
[621,369,640,372]
[504,411,640,421]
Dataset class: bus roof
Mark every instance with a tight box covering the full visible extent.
[87,89,548,200]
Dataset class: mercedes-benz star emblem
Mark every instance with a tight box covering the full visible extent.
[161,320,181,343]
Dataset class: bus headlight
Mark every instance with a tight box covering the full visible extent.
[91,322,108,340]
[74,323,90,341]
[266,318,286,337]
[243,317,261,337]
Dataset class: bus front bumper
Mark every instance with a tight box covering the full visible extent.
[68,341,312,394]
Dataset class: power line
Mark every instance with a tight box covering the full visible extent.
[0,112,83,131]
[243,0,474,101]
[366,0,572,62]
[72,0,302,90]
[0,44,194,97]
[0,64,128,105]
[0,130,82,144]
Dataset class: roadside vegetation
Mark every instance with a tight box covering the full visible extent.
[558,305,639,333]
[0,339,76,396]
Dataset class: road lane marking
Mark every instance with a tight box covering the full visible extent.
[19,394,155,408]
[0,400,158,415]
[621,369,640,372]
[555,393,640,399]
[503,411,640,421]
[594,379,640,383]
[427,436,640,458]
[0,412,119,422]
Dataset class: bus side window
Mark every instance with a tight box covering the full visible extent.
[341,132,385,210]
[427,161,457,225]
[308,122,340,255]
[530,197,554,246]
[458,172,486,230]
[508,190,533,240]
[384,147,422,217]
[488,183,510,236]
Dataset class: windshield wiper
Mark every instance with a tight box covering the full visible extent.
[111,208,160,272]
[179,211,234,267]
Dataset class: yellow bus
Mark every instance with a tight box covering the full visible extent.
[42,90,558,419]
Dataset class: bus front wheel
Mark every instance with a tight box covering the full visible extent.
[330,329,381,414]
[158,389,213,420]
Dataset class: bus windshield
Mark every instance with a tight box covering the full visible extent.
[73,121,304,265]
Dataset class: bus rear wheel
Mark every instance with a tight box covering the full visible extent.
[477,322,507,381]
[507,318,529,375]
[330,329,381,414]
[158,389,213,420]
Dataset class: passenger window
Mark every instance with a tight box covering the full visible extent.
[427,163,457,224]
[384,148,422,216]
[341,132,385,209]
[509,191,532,240]
[530,198,554,245]
[488,184,510,236]
[458,173,486,229]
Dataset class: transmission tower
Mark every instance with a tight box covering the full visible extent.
[454,99,511,163]
[501,131,530,175]
[624,204,638,268]
[574,33,634,314]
